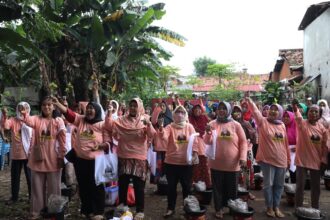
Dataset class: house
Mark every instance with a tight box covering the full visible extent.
[299,1,330,100]
[269,49,304,84]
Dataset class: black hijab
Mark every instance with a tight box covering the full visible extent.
[159,100,173,127]
[84,102,103,124]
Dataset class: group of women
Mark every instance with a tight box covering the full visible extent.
[1,94,329,220]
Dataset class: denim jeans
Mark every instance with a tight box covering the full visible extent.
[259,162,286,208]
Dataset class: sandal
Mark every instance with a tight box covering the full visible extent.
[266,209,275,218]
[163,210,175,218]
[134,212,145,220]
[215,210,224,219]
[275,209,285,218]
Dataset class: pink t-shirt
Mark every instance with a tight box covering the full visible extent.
[204,120,247,172]
[158,123,198,165]
[249,102,290,168]
[24,116,66,172]
[72,114,111,160]
[4,118,31,160]
[294,110,328,170]
[109,118,156,161]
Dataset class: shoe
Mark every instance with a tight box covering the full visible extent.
[274,209,285,218]
[163,210,175,218]
[266,209,275,217]
[134,212,145,220]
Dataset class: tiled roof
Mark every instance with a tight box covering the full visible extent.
[278,49,303,66]
[236,84,263,92]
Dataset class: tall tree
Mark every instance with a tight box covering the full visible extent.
[193,56,216,76]
[157,65,179,92]
[206,63,233,84]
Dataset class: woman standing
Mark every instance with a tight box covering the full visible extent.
[53,98,111,220]
[189,104,211,188]
[151,100,173,184]
[282,111,297,183]
[1,102,32,204]
[292,102,328,209]
[232,105,256,198]
[158,105,199,218]
[246,98,290,218]
[20,97,66,220]
[204,101,247,219]
[108,98,156,220]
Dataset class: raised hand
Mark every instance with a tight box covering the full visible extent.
[291,99,299,112]
[205,123,212,133]
[158,118,164,128]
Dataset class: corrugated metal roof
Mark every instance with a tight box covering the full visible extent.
[299,1,330,30]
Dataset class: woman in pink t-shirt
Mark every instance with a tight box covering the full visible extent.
[21,96,66,220]
[292,102,328,209]
[1,102,33,204]
[246,98,290,218]
[107,98,155,220]
[158,105,199,218]
[204,101,247,219]
[54,98,111,220]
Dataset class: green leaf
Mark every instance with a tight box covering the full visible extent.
[105,51,116,67]
[90,15,107,49]
[0,28,51,64]
[119,8,155,46]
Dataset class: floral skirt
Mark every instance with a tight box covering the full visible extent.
[192,155,212,188]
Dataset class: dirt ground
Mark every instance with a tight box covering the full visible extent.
[1,165,330,220]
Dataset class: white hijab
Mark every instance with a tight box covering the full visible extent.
[16,102,33,156]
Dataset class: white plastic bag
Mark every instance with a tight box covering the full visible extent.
[194,181,206,192]
[187,133,200,164]
[205,130,217,160]
[284,183,296,193]
[296,207,321,218]
[228,199,248,213]
[147,145,157,176]
[184,195,200,212]
[95,149,118,186]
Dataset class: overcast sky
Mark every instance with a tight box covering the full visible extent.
[148,0,322,75]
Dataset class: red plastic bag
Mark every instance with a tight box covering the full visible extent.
[127,184,135,206]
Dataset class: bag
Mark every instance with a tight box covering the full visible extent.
[95,149,118,186]
[33,144,44,161]
[147,145,157,176]
[127,183,135,206]
[105,185,119,206]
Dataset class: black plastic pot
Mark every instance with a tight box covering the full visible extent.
[184,205,207,220]
[230,207,254,220]
[40,207,65,220]
[193,188,213,205]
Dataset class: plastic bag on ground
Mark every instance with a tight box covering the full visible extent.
[284,183,296,193]
[228,199,248,213]
[238,186,248,193]
[296,207,321,218]
[159,175,168,184]
[47,194,68,213]
[254,173,263,180]
[324,170,330,177]
[194,181,206,192]
[184,195,200,212]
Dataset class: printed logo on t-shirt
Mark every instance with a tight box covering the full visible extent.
[272,132,284,142]
[41,129,52,140]
[219,129,232,140]
[176,134,188,144]
[310,134,321,145]
[80,129,96,140]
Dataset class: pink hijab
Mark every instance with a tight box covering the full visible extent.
[283,111,296,145]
